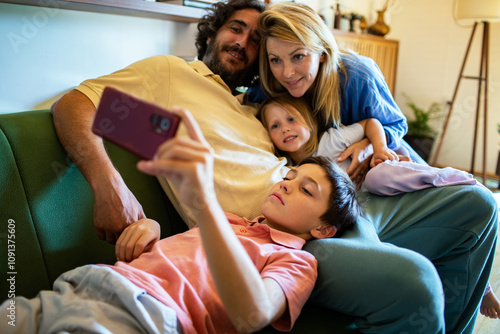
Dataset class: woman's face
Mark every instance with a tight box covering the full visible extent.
[266,37,324,98]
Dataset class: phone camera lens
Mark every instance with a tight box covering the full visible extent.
[160,118,170,131]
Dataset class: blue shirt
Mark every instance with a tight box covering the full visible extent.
[337,53,407,150]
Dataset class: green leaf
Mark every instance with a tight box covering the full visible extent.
[402,93,444,139]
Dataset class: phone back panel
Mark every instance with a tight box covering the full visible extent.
[92,87,180,160]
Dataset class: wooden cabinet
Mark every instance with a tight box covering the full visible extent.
[332,30,399,95]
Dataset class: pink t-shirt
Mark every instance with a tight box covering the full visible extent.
[109,212,318,334]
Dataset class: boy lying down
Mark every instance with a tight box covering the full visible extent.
[0,108,361,334]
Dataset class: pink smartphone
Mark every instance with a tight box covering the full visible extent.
[92,86,180,160]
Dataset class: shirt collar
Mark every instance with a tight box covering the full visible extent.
[188,60,231,93]
[251,217,307,250]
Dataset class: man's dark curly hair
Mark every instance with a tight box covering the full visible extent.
[195,0,266,61]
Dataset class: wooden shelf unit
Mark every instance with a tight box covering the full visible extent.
[2,0,206,23]
[332,30,399,95]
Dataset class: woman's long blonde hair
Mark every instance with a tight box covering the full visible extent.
[258,2,342,131]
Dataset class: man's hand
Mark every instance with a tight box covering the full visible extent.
[116,218,160,262]
[338,138,373,188]
[93,176,146,244]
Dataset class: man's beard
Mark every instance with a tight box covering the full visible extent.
[203,40,257,89]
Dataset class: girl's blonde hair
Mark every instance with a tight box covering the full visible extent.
[258,2,342,132]
[258,94,319,165]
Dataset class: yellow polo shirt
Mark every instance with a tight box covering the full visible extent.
[77,55,287,227]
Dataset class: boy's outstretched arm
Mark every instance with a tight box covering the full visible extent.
[137,108,287,333]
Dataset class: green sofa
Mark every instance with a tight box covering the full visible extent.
[0,110,358,333]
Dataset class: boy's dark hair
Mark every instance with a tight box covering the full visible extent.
[195,0,266,60]
[298,156,361,237]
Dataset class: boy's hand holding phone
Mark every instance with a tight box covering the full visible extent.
[137,107,216,213]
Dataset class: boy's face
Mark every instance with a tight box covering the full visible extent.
[203,8,261,88]
[261,163,332,240]
[264,103,311,154]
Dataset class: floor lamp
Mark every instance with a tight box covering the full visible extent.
[432,0,500,184]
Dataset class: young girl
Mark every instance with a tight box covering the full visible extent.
[259,95,500,319]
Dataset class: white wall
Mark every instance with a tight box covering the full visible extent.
[2,0,499,175]
[0,2,198,112]
[388,0,500,175]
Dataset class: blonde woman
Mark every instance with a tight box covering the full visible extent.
[250,2,415,186]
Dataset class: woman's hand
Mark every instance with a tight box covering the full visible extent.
[338,138,372,188]
[116,218,160,262]
[137,107,215,212]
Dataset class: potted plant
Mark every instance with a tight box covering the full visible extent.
[402,93,444,162]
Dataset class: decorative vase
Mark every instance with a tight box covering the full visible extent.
[359,17,368,33]
[368,10,390,37]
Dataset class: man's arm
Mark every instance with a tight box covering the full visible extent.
[51,89,145,243]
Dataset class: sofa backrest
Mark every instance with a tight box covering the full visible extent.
[0,110,186,298]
